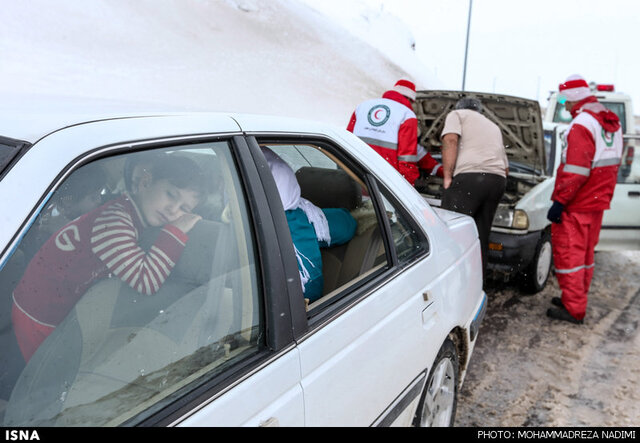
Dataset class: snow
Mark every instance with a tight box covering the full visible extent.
[0,0,439,127]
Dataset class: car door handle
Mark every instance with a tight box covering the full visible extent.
[422,291,437,329]
[422,290,436,307]
[629,191,640,198]
[259,417,280,427]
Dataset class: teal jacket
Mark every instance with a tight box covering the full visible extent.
[286,208,357,302]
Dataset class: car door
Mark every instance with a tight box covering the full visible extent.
[598,134,640,250]
[249,136,443,426]
[173,135,307,427]
[301,181,447,427]
[0,133,305,427]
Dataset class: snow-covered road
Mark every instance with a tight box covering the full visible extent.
[457,250,640,427]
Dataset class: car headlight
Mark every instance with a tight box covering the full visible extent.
[493,207,529,229]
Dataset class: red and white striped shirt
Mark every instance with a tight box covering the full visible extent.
[13,193,188,328]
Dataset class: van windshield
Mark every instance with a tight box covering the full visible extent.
[553,101,627,132]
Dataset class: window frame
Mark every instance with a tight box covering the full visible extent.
[0,136,30,181]
[245,133,430,334]
[373,178,431,266]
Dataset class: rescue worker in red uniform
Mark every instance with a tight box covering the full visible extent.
[546,75,623,324]
[417,143,444,178]
[347,79,443,185]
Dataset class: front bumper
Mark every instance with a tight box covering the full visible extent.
[487,230,542,274]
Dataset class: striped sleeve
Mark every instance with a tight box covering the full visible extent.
[90,202,188,295]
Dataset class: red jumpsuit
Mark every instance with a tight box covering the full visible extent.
[551,96,623,320]
[417,144,444,178]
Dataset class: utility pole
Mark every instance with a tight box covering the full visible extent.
[462,0,473,91]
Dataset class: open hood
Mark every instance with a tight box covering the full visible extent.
[414,90,545,174]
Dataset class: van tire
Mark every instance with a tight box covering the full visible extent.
[519,231,552,294]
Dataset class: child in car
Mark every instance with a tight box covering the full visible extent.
[12,152,214,362]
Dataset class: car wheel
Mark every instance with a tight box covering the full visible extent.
[519,231,552,294]
[413,338,459,427]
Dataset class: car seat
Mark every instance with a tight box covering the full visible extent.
[295,167,384,296]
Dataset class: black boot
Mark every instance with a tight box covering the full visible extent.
[546,305,583,325]
[551,297,562,307]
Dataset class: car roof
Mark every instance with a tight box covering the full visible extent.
[0,94,221,143]
[0,94,339,144]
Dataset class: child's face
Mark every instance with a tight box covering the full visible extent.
[136,178,201,227]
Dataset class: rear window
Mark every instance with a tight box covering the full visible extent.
[553,100,627,132]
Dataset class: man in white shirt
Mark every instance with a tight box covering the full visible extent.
[440,97,509,280]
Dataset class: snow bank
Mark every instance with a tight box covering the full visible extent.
[0,0,438,127]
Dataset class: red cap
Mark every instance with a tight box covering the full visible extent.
[393,79,416,101]
[558,75,591,102]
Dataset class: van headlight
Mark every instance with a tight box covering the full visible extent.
[493,207,529,229]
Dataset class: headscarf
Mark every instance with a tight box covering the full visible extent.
[261,147,331,294]
[261,147,331,244]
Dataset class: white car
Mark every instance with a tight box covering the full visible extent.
[0,108,485,427]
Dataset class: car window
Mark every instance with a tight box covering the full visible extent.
[377,185,430,264]
[619,140,640,184]
[259,142,428,315]
[601,102,627,133]
[0,142,263,426]
[262,143,385,308]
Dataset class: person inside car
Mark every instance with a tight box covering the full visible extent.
[261,147,357,304]
[12,152,215,362]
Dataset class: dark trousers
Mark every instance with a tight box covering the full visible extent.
[441,172,506,278]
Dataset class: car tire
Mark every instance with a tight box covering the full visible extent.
[519,230,552,294]
[412,338,459,427]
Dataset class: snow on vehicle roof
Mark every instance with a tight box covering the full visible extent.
[0,93,345,147]
[0,93,203,143]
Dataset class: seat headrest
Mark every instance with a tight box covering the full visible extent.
[295,167,362,210]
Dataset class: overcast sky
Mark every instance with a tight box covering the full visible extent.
[366,0,639,111]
